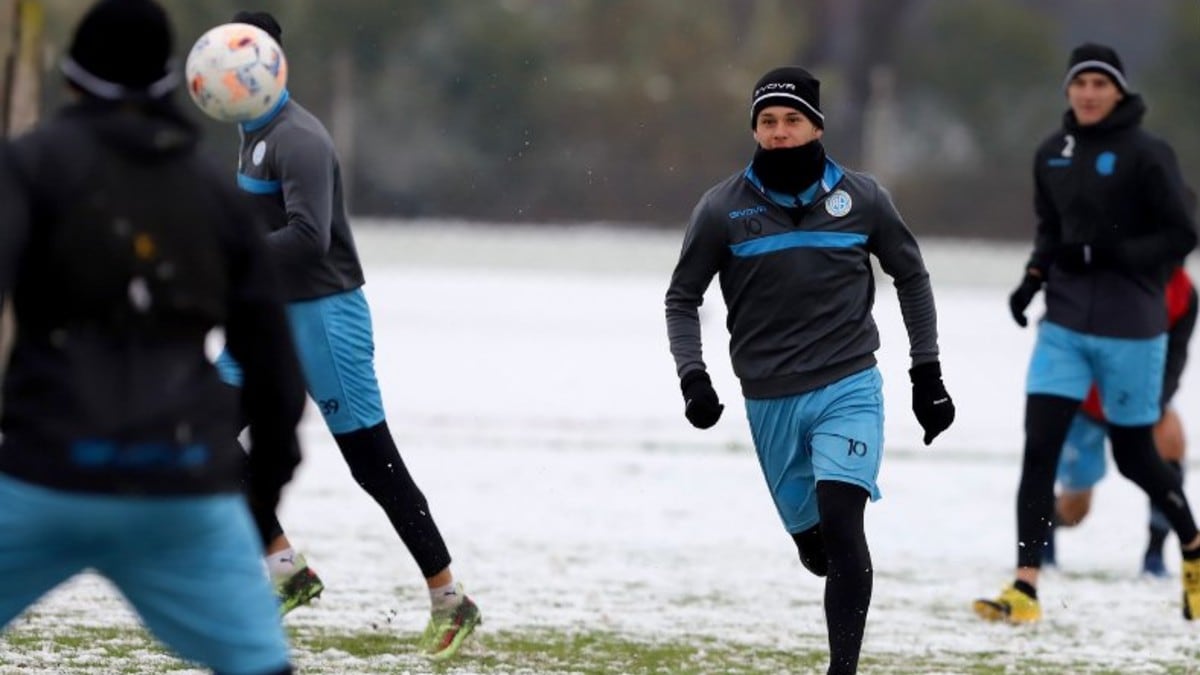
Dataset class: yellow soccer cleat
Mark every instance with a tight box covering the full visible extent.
[1183,558,1200,620]
[973,584,1041,624]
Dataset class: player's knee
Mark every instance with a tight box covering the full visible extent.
[814,481,870,571]
[1056,492,1091,526]
[1154,411,1185,462]
[1108,424,1158,480]
[791,525,828,577]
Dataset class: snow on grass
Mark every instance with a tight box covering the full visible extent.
[2,224,1199,673]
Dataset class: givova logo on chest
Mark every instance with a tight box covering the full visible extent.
[729,205,768,220]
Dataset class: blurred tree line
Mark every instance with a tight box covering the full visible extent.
[23,0,1200,239]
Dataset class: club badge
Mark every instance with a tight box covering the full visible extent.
[825,189,852,217]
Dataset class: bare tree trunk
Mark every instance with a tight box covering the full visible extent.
[1,0,44,401]
[862,65,899,181]
[4,0,41,136]
[799,0,914,168]
[329,46,356,206]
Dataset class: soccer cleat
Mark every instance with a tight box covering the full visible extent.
[422,590,482,661]
[273,557,325,616]
[1183,557,1200,620]
[973,585,1041,624]
[1141,551,1168,578]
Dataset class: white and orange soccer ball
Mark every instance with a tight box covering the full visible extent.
[185,23,287,123]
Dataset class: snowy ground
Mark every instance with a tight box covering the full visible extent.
[3,222,1200,674]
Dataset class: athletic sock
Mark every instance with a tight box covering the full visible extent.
[429,579,462,611]
[1013,579,1038,599]
[266,548,299,578]
[1146,525,1169,558]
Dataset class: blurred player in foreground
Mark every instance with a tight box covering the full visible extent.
[0,0,305,672]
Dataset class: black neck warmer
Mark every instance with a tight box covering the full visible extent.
[751,141,826,195]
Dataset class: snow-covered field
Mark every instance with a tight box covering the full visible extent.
[3,222,1199,674]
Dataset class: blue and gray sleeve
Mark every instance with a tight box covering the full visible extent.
[665,198,726,378]
[868,181,940,365]
[267,127,335,266]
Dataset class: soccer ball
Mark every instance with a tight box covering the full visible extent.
[185,23,288,123]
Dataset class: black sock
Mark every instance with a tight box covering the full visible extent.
[1146,526,1169,558]
[334,421,452,577]
[1148,460,1183,558]
[1110,426,1200,544]
[1016,396,1078,568]
[235,435,287,548]
[816,482,871,675]
[1013,579,1037,599]
[225,384,288,549]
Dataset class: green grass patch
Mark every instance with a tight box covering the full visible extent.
[293,626,828,674]
[3,622,1199,674]
[0,622,193,673]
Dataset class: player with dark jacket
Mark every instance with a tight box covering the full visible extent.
[977,43,1200,624]
[0,1,305,673]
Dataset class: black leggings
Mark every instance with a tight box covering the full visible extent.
[792,481,872,675]
[246,420,452,579]
[1017,394,1197,568]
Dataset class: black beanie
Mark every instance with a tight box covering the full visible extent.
[62,0,178,100]
[750,66,823,129]
[1063,43,1129,93]
[232,10,283,47]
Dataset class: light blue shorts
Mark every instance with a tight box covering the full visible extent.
[218,287,385,434]
[1056,414,1108,492]
[0,474,289,674]
[744,367,884,534]
[1026,321,1165,426]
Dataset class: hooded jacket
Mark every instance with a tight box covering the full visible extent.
[0,99,305,495]
[1028,95,1197,338]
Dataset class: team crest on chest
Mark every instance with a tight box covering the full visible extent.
[825,189,852,217]
[252,141,267,166]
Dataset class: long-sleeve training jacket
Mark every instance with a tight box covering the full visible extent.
[0,100,306,495]
[665,159,940,399]
[236,92,365,302]
[1027,95,1197,339]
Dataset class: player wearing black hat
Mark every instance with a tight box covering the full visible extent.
[665,65,953,675]
[0,1,305,672]
[978,42,1200,625]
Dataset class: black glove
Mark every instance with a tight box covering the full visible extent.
[246,433,301,517]
[910,361,955,446]
[1056,243,1117,274]
[1008,271,1043,328]
[680,370,724,429]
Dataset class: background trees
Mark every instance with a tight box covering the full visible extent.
[22,0,1200,238]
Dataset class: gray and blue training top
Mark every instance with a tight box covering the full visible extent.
[665,159,941,399]
[237,91,365,302]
